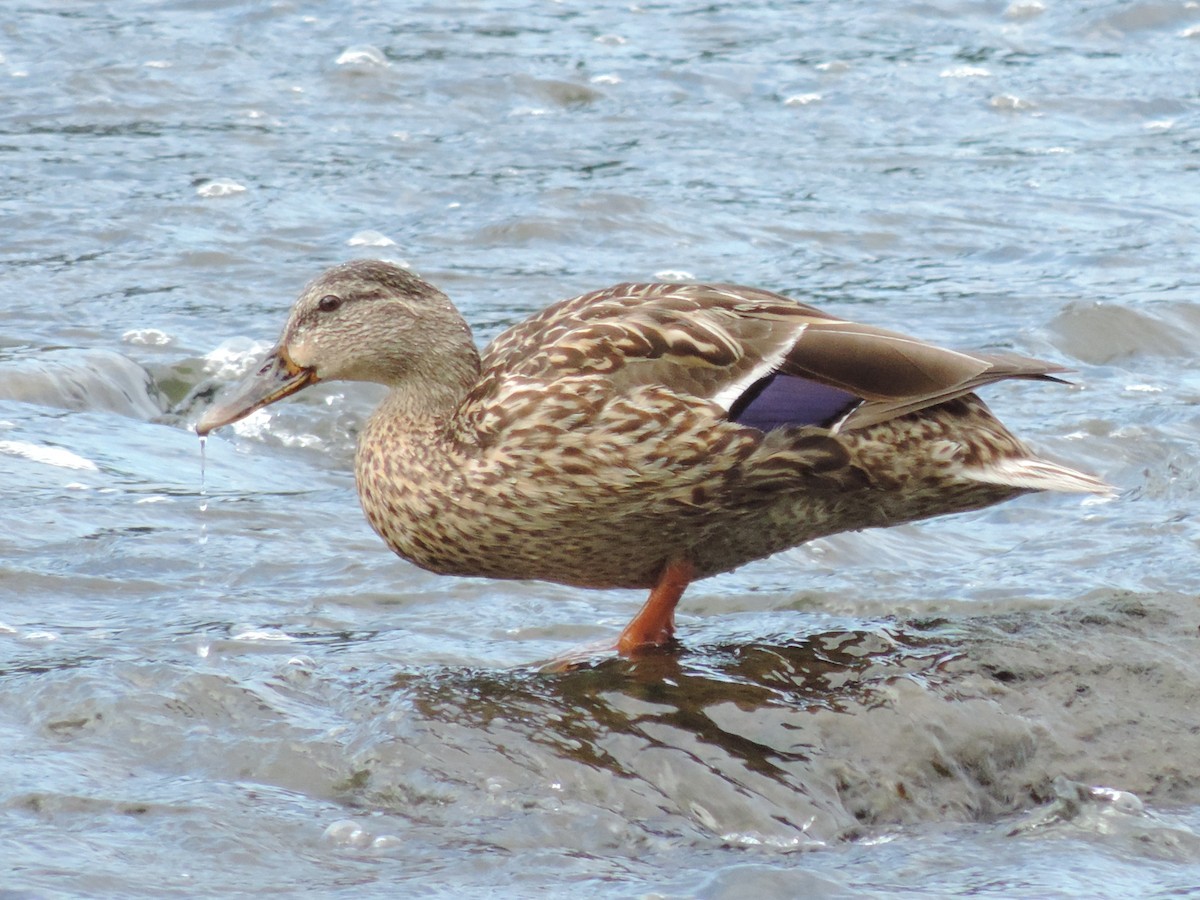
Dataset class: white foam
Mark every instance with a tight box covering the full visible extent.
[223,406,324,449]
[322,819,404,852]
[940,66,991,78]
[122,328,174,346]
[0,440,98,471]
[196,179,247,198]
[231,629,297,642]
[347,230,396,247]
[991,94,1036,111]
[335,45,388,67]
[203,338,273,379]
[1004,0,1046,19]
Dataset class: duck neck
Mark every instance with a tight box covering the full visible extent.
[375,345,481,427]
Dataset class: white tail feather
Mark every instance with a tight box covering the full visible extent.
[965,457,1114,495]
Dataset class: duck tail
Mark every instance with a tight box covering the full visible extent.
[964,456,1115,496]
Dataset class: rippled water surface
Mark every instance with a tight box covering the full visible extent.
[3,1,1200,896]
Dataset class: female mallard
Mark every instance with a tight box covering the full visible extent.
[197,260,1109,654]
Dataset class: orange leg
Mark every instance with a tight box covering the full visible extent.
[616,559,695,656]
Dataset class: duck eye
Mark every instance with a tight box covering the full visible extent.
[317,294,342,313]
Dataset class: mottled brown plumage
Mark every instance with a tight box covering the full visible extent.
[197,259,1109,653]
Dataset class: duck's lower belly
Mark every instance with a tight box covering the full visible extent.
[358,476,1025,591]
[364,503,684,589]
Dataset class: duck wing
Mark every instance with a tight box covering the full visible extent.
[475,282,1065,433]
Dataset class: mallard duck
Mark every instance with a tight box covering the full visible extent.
[197,260,1109,654]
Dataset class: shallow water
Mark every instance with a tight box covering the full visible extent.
[3,0,1200,896]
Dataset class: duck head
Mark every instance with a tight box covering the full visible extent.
[196,259,476,436]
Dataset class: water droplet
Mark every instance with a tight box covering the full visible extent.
[198,436,209,560]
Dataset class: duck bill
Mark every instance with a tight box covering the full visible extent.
[195,346,317,436]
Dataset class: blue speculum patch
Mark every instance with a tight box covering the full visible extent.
[728,373,860,431]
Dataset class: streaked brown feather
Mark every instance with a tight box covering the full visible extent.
[476,282,1068,433]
